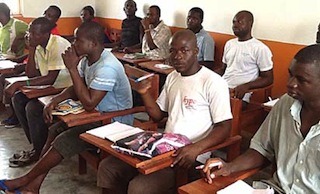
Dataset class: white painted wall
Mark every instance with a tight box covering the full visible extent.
[20,0,95,18]
[96,0,320,45]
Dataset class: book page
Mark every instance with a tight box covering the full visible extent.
[51,99,83,116]
[217,180,254,194]
[0,60,17,69]
[86,121,143,142]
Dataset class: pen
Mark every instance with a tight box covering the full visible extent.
[135,73,155,82]
[195,161,222,170]
[268,96,273,101]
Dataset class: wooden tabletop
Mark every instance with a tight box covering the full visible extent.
[21,86,64,99]
[178,168,261,194]
[138,60,175,75]
[80,133,175,175]
[112,52,151,64]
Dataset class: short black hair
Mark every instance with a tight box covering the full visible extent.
[78,21,105,44]
[294,44,320,69]
[150,5,160,17]
[49,5,61,19]
[0,3,10,18]
[125,0,137,8]
[82,5,95,16]
[189,7,204,21]
[31,17,56,34]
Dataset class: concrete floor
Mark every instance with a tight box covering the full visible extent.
[0,107,100,194]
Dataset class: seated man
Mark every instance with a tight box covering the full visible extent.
[0,21,133,193]
[79,5,111,46]
[216,10,273,104]
[0,2,28,113]
[111,0,143,51]
[0,2,28,57]
[202,44,320,194]
[125,5,171,60]
[43,5,61,35]
[5,17,72,166]
[97,29,232,194]
[187,7,215,70]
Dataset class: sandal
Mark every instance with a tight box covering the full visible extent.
[0,180,22,194]
[9,152,37,168]
[9,150,35,163]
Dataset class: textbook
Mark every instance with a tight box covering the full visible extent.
[86,122,192,160]
[111,130,192,160]
[51,99,84,116]
[123,53,146,59]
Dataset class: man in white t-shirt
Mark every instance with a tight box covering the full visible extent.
[216,10,273,104]
[97,29,232,194]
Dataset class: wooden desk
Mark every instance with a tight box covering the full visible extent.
[112,52,151,64]
[79,133,174,175]
[20,86,64,99]
[38,95,101,127]
[138,61,175,75]
[178,168,261,194]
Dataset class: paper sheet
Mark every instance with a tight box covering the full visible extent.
[86,121,143,142]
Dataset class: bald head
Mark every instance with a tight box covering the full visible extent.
[236,10,254,26]
[170,29,197,48]
[169,30,200,76]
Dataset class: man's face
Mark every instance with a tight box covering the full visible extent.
[80,10,92,23]
[187,11,202,30]
[169,35,198,76]
[287,60,320,102]
[124,1,136,16]
[44,8,58,23]
[26,24,47,47]
[232,13,251,38]
[73,29,92,56]
[147,7,159,25]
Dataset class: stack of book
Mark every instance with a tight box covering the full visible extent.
[52,99,84,116]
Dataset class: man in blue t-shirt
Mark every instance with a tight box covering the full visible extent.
[0,22,133,193]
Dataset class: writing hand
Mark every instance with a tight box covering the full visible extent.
[136,78,152,95]
[202,158,231,184]
[171,144,200,169]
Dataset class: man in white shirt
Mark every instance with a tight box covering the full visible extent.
[97,29,232,194]
[216,10,273,104]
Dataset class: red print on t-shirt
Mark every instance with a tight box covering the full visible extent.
[183,96,196,109]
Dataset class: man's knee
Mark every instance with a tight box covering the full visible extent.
[128,168,176,194]
[26,100,43,117]
[97,156,136,189]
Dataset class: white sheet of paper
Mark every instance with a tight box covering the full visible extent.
[263,98,279,107]
[217,180,254,194]
[154,63,173,69]
[0,60,17,69]
[86,121,143,142]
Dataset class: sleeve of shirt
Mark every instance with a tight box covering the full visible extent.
[47,39,70,71]
[156,74,170,112]
[208,75,233,123]
[153,26,171,48]
[90,65,117,92]
[256,45,273,72]
[15,20,28,38]
[249,102,279,163]
[202,35,215,61]
[222,41,230,65]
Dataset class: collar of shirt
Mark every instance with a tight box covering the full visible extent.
[150,20,164,33]
[36,34,54,54]
[1,18,14,29]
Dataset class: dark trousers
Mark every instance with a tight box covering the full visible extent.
[12,92,48,156]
